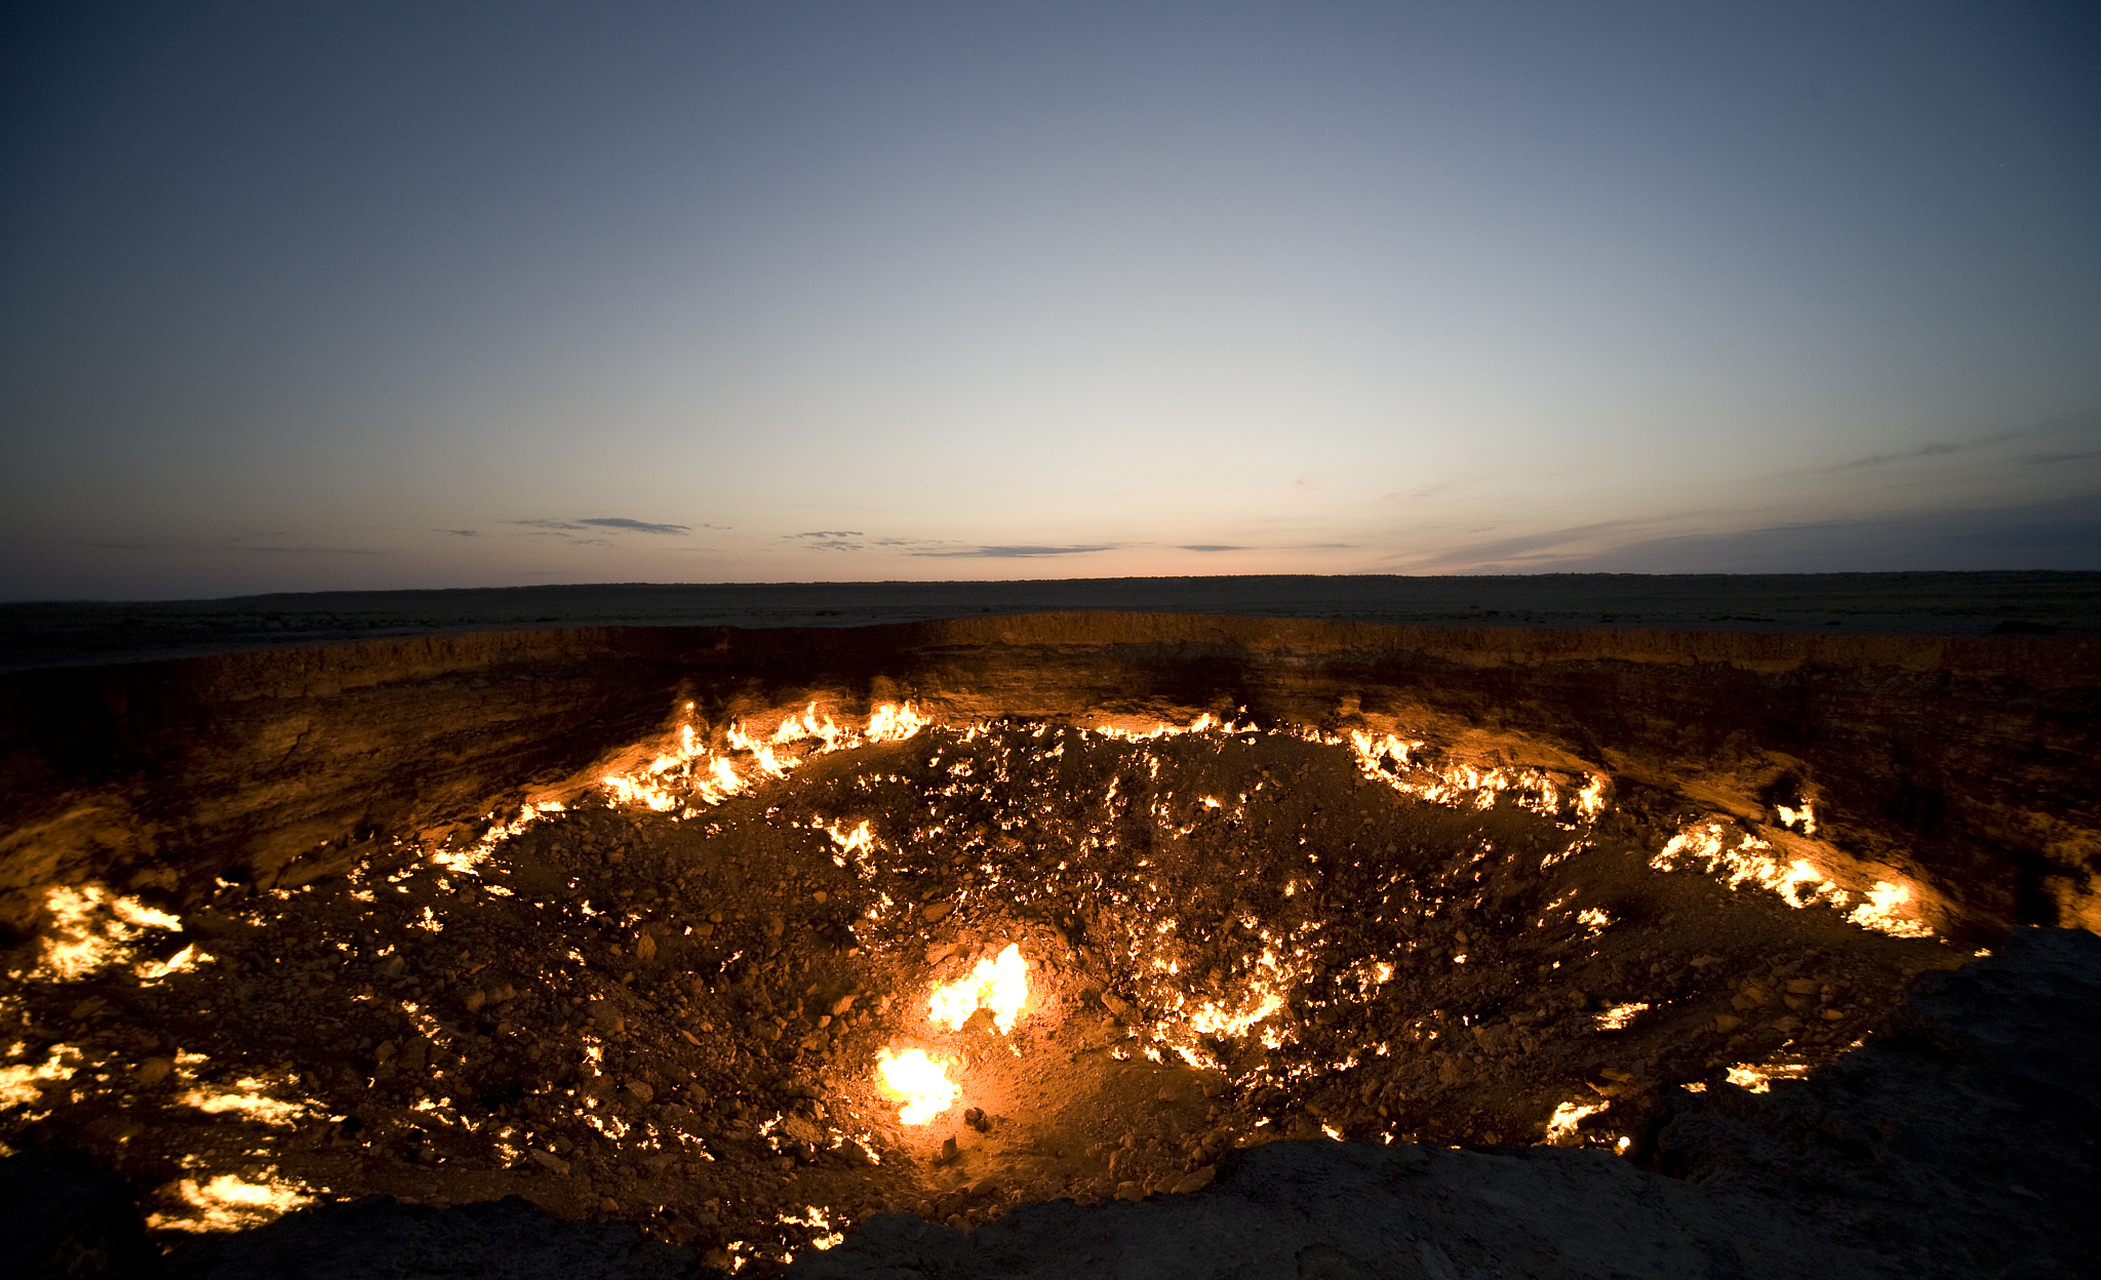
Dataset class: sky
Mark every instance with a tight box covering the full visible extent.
[3,1,2099,601]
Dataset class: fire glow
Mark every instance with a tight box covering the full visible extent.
[875,1048,958,1125]
[929,944,1030,1033]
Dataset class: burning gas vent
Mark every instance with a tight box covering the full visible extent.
[2,694,1959,1270]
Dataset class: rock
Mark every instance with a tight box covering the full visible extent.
[133,1056,174,1085]
[1714,1014,1744,1032]
[528,1149,570,1174]
[463,989,486,1013]
[634,932,658,962]
[1113,1181,1145,1202]
[625,1080,654,1104]
[703,1247,732,1270]
[1170,1166,1216,1194]
[922,902,954,924]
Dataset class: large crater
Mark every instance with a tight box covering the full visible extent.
[1,613,2096,1272]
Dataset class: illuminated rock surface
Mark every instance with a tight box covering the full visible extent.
[0,614,2094,1275]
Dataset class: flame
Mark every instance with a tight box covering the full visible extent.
[178,1076,308,1126]
[598,702,927,812]
[1593,1001,1648,1031]
[1348,732,1607,824]
[149,1171,314,1232]
[1189,991,1285,1038]
[1653,819,1934,938]
[928,944,1029,1033]
[866,702,929,742]
[27,885,184,981]
[1848,880,1934,938]
[1545,1100,1603,1144]
[875,1048,957,1125]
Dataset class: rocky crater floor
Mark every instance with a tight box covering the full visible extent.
[0,715,1994,1275]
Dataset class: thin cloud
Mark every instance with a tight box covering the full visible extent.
[1178,544,1247,552]
[1389,518,1648,571]
[578,517,692,535]
[442,528,478,537]
[789,530,866,551]
[909,544,1119,558]
[1810,415,2101,477]
[1382,483,1449,501]
[1544,491,2101,573]
[235,545,387,556]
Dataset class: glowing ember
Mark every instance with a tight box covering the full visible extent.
[929,943,1030,1033]
[875,1048,958,1125]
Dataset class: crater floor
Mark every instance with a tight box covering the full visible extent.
[1,720,1957,1271]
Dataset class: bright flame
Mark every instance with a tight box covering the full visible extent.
[1654,820,1934,938]
[1652,822,1844,909]
[1545,1100,1603,1144]
[150,1172,314,1232]
[178,1078,308,1126]
[866,702,929,742]
[27,885,183,981]
[928,944,1029,1033]
[1594,1002,1648,1031]
[1725,1065,1771,1093]
[1189,991,1285,1037]
[1348,732,1606,824]
[599,701,928,811]
[779,1204,845,1251]
[1848,880,1934,938]
[875,1048,957,1125]
[0,1045,70,1109]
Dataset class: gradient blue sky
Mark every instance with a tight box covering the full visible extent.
[4,1,2098,600]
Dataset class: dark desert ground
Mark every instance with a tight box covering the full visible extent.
[6,570,2098,672]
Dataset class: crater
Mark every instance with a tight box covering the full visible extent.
[1,613,2094,1272]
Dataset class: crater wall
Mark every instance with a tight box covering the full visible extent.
[3,613,2095,943]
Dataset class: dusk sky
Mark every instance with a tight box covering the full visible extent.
[4,1,2099,600]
